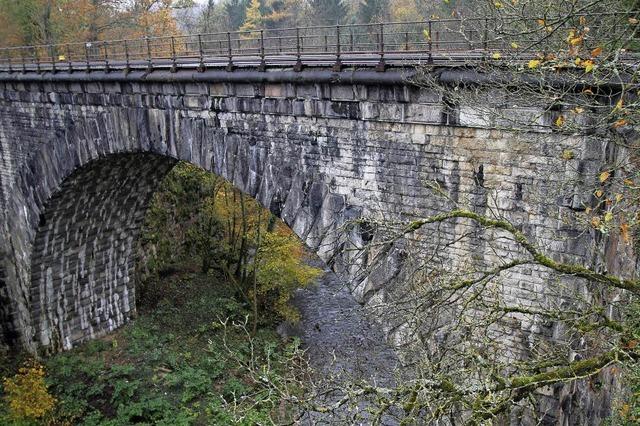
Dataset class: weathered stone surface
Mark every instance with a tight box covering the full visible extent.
[0,73,635,424]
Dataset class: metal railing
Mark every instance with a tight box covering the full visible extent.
[0,14,635,74]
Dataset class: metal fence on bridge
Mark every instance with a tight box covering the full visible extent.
[0,13,635,73]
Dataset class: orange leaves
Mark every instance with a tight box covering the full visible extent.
[621,223,632,244]
[613,119,628,129]
[590,47,602,58]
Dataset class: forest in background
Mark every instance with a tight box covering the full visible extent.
[0,0,474,48]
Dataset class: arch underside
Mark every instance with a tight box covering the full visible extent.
[30,154,176,351]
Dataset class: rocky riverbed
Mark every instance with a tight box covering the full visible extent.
[284,258,402,424]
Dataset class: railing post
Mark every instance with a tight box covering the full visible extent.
[50,45,56,73]
[170,36,177,73]
[197,34,205,72]
[85,43,91,72]
[226,32,234,72]
[35,47,41,73]
[103,41,110,73]
[427,20,433,64]
[405,31,409,51]
[66,44,73,73]
[376,22,386,72]
[258,29,266,71]
[324,34,328,52]
[350,30,354,51]
[146,36,153,72]
[6,51,12,73]
[124,40,130,75]
[333,25,342,72]
[20,49,26,73]
[294,27,302,72]
[483,17,488,51]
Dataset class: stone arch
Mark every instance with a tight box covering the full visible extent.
[1,104,353,353]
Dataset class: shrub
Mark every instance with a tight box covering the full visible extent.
[2,361,56,421]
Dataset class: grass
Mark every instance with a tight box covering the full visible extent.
[0,265,303,425]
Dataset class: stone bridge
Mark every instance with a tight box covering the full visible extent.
[0,64,618,355]
[1,59,634,422]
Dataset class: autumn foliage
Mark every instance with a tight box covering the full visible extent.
[2,361,56,421]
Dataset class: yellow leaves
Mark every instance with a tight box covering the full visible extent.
[599,171,611,183]
[591,216,601,228]
[561,149,575,160]
[423,29,431,40]
[510,42,519,49]
[568,33,583,46]
[620,403,631,418]
[3,361,56,421]
[595,189,604,198]
[615,193,624,203]
[579,16,587,26]
[555,115,566,127]
[494,1,503,8]
[574,57,594,72]
[491,52,502,59]
[614,98,624,111]
[582,60,594,73]
[528,59,541,69]
[604,211,614,223]
[573,107,584,114]
[536,19,546,26]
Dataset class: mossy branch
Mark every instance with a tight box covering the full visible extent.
[405,209,640,294]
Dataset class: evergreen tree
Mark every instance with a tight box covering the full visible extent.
[358,0,388,23]
[308,0,348,25]
[224,0,249,30]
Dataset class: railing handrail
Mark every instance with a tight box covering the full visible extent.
[1,11,637,51]
[0,12,636,74]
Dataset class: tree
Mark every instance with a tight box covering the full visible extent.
[357,0,388,24]
[238,0,263,35]
[224,0,249,31]
[307,0,348,25]
[253,224,321,325]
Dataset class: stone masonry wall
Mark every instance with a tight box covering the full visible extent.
[0,70,633,423]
